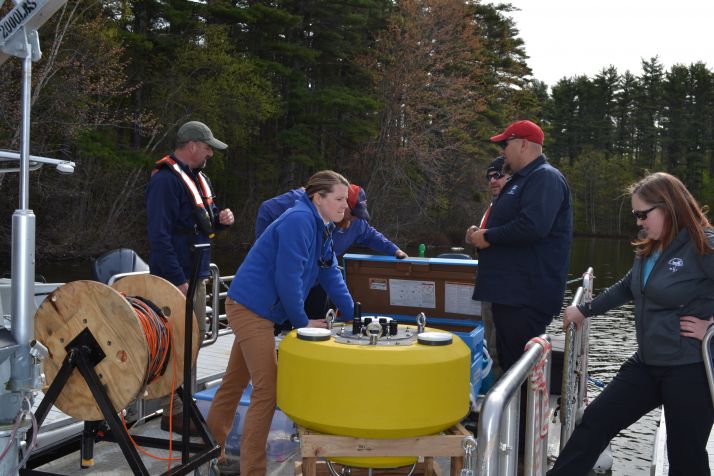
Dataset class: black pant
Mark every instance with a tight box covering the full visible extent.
[548,354,714,476]
[491,302,552,372]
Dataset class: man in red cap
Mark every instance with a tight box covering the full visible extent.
[469,120,572,372]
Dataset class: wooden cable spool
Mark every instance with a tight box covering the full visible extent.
[34,275,200,421]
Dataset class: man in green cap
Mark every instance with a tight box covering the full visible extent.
[147,121,235,434]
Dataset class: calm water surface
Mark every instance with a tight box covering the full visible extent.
[34,237,656,475]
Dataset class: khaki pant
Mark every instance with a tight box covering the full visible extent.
[207,299,277,476]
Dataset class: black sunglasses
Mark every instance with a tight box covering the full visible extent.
[631,206,657,220]
[497,138,518,149]
[486,172,505,182]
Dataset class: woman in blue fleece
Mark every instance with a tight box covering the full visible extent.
[548,172,714,476]
[256,184,406,323]
[207,170,355,475]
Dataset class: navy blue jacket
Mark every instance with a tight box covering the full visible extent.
[229,193,354,328]
[473,155,573,316]
[146,157,224,286]
[255,188,399,256]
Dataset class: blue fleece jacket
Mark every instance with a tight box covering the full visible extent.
[473,155,573,316]
[255,188,399,256]
[229,193,354,328]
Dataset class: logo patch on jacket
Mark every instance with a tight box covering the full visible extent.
[506,185,519,195]
[667,257,684,272]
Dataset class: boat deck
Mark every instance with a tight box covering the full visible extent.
[650,410,714,475]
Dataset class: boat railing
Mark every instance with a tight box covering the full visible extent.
[701,323,714,407]
[206,263,234,342]
[474,333,552,476]
[470,267,594,476]
[105,265,233,348]
[560,267,594,447]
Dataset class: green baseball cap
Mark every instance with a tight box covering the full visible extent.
[177,121,228,150]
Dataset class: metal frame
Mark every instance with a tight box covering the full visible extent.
[468,268,595,476]
[0,150,75,174]
[560,267,593,447]
[702,324,714,407]
[475,334,551,476]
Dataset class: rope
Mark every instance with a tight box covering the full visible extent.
[524,336,552,474]
[121,294,181,469]
[125,295,172,386]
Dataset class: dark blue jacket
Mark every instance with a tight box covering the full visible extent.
[146,157,223,286]
[255,188,399,256]
[473,155,573,316]
[229,193,354,328]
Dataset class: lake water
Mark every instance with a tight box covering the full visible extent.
[32,236,656,475]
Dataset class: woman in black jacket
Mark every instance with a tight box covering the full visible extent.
[548,172,714,476]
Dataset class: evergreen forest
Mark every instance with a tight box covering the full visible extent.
[1,0,713,261]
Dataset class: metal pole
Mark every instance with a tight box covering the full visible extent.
[524,371,537,476]
[541,352,552,475]
[702,325,714,407]
[10,29,36,392]
[499,392,519,475]
[204,263,221,347]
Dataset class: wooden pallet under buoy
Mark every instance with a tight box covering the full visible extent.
[295,423,472,476]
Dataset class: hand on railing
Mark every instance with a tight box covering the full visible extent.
[563,305,586,331]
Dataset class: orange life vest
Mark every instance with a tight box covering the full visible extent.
[154,156,216,238]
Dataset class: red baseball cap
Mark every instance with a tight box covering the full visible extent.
[347,184,370,221]
[490,120,544,146]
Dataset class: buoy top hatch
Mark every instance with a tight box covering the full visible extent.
[296,328,331,341]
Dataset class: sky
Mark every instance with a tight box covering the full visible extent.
[488,0,714,87]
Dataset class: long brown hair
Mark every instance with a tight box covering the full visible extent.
[629,172,713,256]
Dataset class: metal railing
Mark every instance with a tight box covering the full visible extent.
[474,334,551,476]
[560,267,594,446]
[205,263,234,343]
[702,324,714,407]
[106,264,234,347]
[467,267,594,476]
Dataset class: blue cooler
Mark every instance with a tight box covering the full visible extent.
[194,384,298,460]
[194,385,252,456]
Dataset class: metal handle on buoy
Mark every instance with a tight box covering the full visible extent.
[325,309,336,330]
[366,321,382,345]
[416,312,427,333]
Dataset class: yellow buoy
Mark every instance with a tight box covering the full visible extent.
[277,323,470,468]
